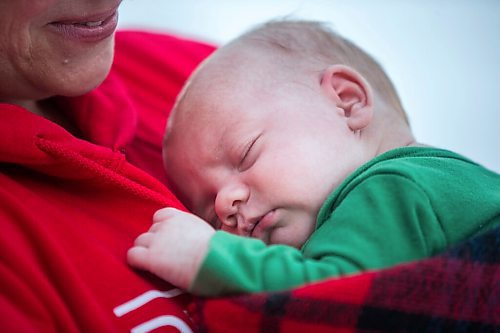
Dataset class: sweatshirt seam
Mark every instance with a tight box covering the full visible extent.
[34,136,168,205]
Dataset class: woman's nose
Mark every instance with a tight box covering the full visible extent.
[214,182,249,229]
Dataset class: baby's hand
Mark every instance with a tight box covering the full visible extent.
[127,207,215,290]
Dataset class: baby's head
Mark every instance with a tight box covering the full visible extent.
[164,20,414,248]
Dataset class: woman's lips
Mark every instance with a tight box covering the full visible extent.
[48,10,118,43]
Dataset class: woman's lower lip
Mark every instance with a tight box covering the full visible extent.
[48,11,118,43]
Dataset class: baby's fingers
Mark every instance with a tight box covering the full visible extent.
[127,246,150,271]
[128,232,154,271]
[133,232,154,247]
[149,222,163,233]
[153,207,182,223]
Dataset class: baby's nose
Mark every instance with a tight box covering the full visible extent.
[214,183,249,229]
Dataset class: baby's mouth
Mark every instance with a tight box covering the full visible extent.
[249,210,276,238]
[249,220,260,237]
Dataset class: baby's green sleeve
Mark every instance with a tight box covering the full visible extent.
[189,231,344,296]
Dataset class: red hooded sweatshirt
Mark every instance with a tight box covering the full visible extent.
[0,31,214,332]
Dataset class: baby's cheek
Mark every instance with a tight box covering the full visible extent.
[270,224,311,249]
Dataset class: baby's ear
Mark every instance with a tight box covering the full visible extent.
[320,65,373,131]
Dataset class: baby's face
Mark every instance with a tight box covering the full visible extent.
[164,69,367,248]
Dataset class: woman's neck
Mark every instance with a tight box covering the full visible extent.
[14,98,82,136]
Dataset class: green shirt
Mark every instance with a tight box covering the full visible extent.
[190,147,500,296]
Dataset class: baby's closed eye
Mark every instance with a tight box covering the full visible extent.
[238,133,262,172]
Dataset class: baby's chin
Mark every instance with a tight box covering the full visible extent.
[267,227,311,249]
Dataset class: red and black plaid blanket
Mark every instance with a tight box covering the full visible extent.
[189,225,499,332]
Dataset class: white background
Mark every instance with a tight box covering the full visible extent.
[118,0,500,172]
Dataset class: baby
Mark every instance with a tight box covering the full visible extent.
[128,20,500,296]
